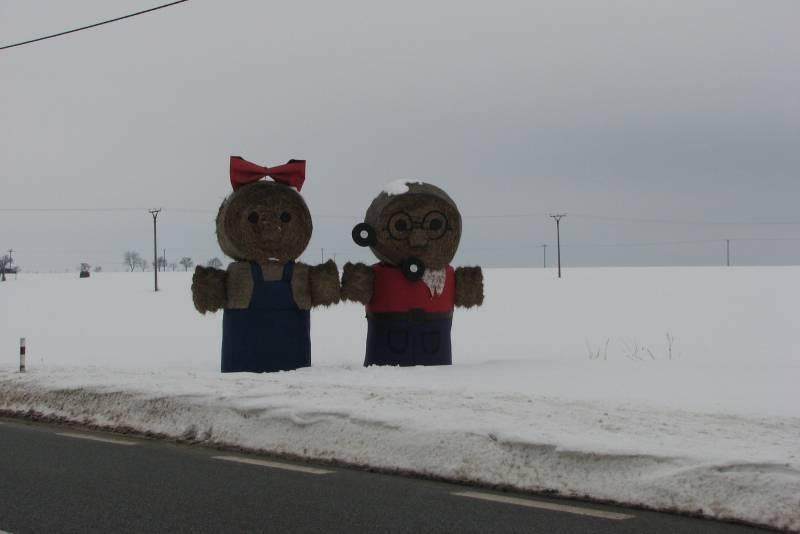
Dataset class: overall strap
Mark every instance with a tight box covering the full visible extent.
[249,261,265,287]
[281,260,295,282]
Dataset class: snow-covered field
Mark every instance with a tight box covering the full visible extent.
[1,268,798,530]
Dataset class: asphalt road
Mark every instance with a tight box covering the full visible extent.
[0,417,770,534]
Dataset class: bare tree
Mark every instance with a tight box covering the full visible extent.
[168,262,177,272]
[0,254,11,281]
[666,333,676,360]
[139,259,149,272]
[207,257,223,269]
[157,256,167,272]
[94,266,103,272]
[585,338,610,361]
[80,262,91,272]
[124,251,142,272]
[179,257,194,271]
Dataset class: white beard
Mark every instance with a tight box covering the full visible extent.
[422,268,447,297]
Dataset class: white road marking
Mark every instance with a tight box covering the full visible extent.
[57,432,137,446]
[213,455,333,475]
[451,491,635,520]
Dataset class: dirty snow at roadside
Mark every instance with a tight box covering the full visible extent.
[1,268,799,531]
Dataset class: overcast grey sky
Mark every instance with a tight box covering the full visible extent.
[1,0,798,271]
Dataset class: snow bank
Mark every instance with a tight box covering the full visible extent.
[1,268,799,530]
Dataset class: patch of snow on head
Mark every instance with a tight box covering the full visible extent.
[383,179,421,196]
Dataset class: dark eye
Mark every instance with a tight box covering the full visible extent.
[280,212,292,223]
[387,212,413,239]
[423,211,448,239]
[247,212,259,224]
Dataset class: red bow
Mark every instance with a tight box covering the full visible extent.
[229,156,306,192]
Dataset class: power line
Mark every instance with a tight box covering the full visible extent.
[570,239,724,248]
[712,237,796,244]
[568,213,800,226]
[462,213,546,219]
[3,206,800,226]
[0,0,191,51]
[570,237,800,248]
[4,205,800,239]
[0,208,151,212]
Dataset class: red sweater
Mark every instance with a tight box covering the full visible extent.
[366,263,455,313]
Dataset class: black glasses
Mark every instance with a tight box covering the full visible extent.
[386,211,449,240]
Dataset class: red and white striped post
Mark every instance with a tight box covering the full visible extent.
[19,337,26,372]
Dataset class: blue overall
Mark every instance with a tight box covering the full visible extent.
[221,261,310,373]
[364,313,453,367]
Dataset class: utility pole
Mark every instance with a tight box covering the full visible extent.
[540,244,548,268]
[550,214,566,278]
[726,239,730,267]
[149,209,161,291]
